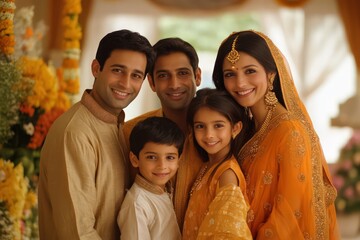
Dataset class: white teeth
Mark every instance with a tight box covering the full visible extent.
[238,89,252,96]
[170,93,182,97]
[113,89,127,96]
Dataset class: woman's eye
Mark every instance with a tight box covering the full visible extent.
[223,72,235,78]
[245,68,256,74]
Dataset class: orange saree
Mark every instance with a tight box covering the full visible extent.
[238,31,340,239]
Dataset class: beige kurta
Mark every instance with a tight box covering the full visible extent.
[123,109,203,230]
[118,174,181,240]
[38,90,128,240]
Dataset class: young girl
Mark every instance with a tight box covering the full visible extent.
[182,88,253,240]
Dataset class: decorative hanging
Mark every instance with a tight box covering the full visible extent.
[275,0,309,8]
[149,0,247,10]
[61,0,82,95]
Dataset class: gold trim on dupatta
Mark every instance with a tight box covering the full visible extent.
[238,30,337,240]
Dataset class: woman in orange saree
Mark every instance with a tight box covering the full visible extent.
[212,30,339,239]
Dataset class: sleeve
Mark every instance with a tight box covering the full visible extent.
[47,130,101,239]
[118,190,152,240]
[257,128,315,239]
[197,184,252,240]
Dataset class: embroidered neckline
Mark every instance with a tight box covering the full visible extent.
[134,174,172,195]
[81,89,125,124]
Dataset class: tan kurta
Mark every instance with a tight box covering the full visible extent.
[118,174,181,240]
[38,90,128,240]
[123,109,203,230]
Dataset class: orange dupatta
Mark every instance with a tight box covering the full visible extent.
[238,31,339,239]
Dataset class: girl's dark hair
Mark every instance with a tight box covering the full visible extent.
[212,31,285,108]
[186,88,253,163]
[129,116,185,158]
[95,29,155,77]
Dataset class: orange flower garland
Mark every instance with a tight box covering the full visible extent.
[61,0,82,95]
[27,108,65,149]
[0,0,16,56]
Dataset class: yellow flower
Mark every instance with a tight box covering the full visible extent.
[0,159,28,221]
[63,0,82,14]
[20,56,59,111]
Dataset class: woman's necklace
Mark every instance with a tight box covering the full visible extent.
[256,105,275,137]
[189,163,208,197]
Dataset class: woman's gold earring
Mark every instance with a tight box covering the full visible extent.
[264,75,278,108]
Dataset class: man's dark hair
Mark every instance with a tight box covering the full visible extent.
[95,29,155,77]
[148,37,199,78]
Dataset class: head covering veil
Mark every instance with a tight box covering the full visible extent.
[241,30,337,239]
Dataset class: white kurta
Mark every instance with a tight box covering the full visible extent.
[118,174,181,240]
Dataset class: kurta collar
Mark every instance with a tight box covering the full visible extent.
[81,90,125,125]
[135,174,172,195]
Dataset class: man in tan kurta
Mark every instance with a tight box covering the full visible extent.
[123,37,203,230]
[38,30,154,239]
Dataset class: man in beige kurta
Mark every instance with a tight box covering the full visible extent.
[38,29,154,239]
[38,91,127,239]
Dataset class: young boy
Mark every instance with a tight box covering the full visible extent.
[118,116,184,239]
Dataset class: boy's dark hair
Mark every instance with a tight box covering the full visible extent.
[129,116,185,158]
[148,37,199,79]
[95,29,155,77]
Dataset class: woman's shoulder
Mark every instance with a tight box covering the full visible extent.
[271,112,308,133]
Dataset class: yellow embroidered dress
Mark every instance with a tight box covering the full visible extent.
[239,31,339,239]
[182,157,252,240]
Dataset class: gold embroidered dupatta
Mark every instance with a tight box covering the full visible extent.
[238,31,339,239]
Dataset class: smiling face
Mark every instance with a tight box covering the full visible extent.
[148,52,201,112]
[130,142,179,189]
[222,52,268,112]
[193,107,241,162]
[91,49,147,115]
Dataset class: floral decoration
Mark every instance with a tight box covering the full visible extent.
[0,0,82,238]
[0,158,37,240]
[0,0,15,57]
[332,130,360,213]
[61,0,82,95]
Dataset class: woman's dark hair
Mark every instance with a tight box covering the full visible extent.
[129,116,185,158]
[95,29,155,77]
[212,31,285,107]
[186,88,253,163]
